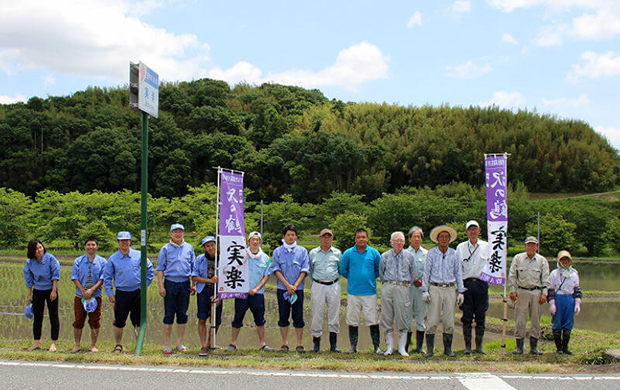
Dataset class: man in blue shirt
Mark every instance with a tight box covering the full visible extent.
[272,224,310,353]
[103,231,154,353]
[339,228,382,354]
[157,223,196,355]
[70,235,107,353]
[227,231,274,352]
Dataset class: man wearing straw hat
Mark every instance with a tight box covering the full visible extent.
[508,236,550,355]
[456,220,490,354]
[421,225,465,357]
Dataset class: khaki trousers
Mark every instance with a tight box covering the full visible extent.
[380,283,411,334]
[426,285,456,334]
[514,288,542,339]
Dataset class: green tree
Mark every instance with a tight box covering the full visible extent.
[526,214,576,256]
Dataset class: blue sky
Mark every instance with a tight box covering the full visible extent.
[1,0,619,147]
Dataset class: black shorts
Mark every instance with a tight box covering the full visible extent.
[114,289,141,328]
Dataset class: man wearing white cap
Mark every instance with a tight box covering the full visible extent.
[508,236,550,355]
[157,223,196,354]
[103,231,154,353]
[309,228,342,353]
[421,225,465,357]
[456,220,490,354]
[227,231,274,352]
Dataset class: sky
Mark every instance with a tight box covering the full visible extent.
[1,0,619,148]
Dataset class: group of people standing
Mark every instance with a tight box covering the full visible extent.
[23,220,582,356]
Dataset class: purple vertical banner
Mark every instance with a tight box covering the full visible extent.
[218,171,249,299]
[479,155,508,286]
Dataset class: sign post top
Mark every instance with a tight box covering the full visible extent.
[129,61,159,118]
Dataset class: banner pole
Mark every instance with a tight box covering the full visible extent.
[212,167,222,349]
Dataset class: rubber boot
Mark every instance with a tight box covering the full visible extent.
[553,330,563,354]
[405,331,412,352]
[329,332,341,353]
[463,322,472,355]
[346,326,358,354]
[530,337,543,355]
[475,323,486,354]
[398,332,409,357]
[562,330,572,355]
[424,333,434,357]
[513,338,524,354]
[384,332,394,355]
[443,333,456,357]
[311,336,321,353]
[370,325,383,354]
[415,331,426,354]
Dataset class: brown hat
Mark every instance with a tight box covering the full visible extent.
[525,236,539,244]
[319,228,333,237]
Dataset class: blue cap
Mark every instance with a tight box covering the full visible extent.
[170,223,185,232]
[201,236,216,246]
[82,297,98,313]
[117,231,132,240]
[24,304,34,319]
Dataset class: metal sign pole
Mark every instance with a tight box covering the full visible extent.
[136,111,148,356]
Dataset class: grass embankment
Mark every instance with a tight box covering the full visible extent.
[1,324,618,373]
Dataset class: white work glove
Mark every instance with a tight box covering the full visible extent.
[549,301,557,315]
[456,293,464,307]
[422,292,431,303]
[574,299,581,315]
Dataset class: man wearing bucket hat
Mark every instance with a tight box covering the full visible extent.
[227,231,274,352]
[157,223,196,355]
[70,235,107,353]
[193,235,222,355]
[103,231,154,353]
[421,225,464,357]
[508,236,550,355]
[456,220,490,354]
[308,228,342,353]
[272,224,310,353]
[379,231,418,356]
[547,250,581,355]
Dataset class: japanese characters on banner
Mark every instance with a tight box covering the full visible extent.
[218,171,249,299]
[480,154,508,286]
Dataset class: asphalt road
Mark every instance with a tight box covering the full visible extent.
[2,360,620,390]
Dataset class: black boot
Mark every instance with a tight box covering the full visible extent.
[463,322,472,354]
[475,323,486,354]
[530,337,543,355]
[346,326,358,354]
[311,336,321,352]
[553,330,563,354]
[329,332,341,353]
[443,333,456,357]
[405,331,412,352]
[424,333,434,357]
[415,331,426,354]
[513,338,524,354]
[562,330,572,355]
[370,324,383,354]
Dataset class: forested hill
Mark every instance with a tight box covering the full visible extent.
[0,79,618,203]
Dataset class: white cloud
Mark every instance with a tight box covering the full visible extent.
[568,51,620,81]
[571,11,620,40]
[43,76,56,88]
[533,23,567,47]
[594,125,620,148]
[0,94,27,104]
[501,33,519,45]
[445,0,471,18]
[486,0,620,13]
[445,60,493,79]
[210,42,389,91]
[541,94,590,107]
[0,0,210,82]
[484,91,527,108]
[407,11,422,28]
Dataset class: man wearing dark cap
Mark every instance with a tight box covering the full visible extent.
[508,236,550,355]
[421,225,465,357]
[309,228,342,352]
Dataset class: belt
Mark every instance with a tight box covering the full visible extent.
[431,282,455,287]
[313,278,339,286]
[518,286,542,291]
[386,281,411,287]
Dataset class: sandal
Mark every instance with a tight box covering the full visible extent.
[113,344,123,353]
[226,344,237,351]
[199,347,210,356]
[279,345,289,352]
[295,345,305,353]
[177,345,189,353]
[163,347,174,355]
